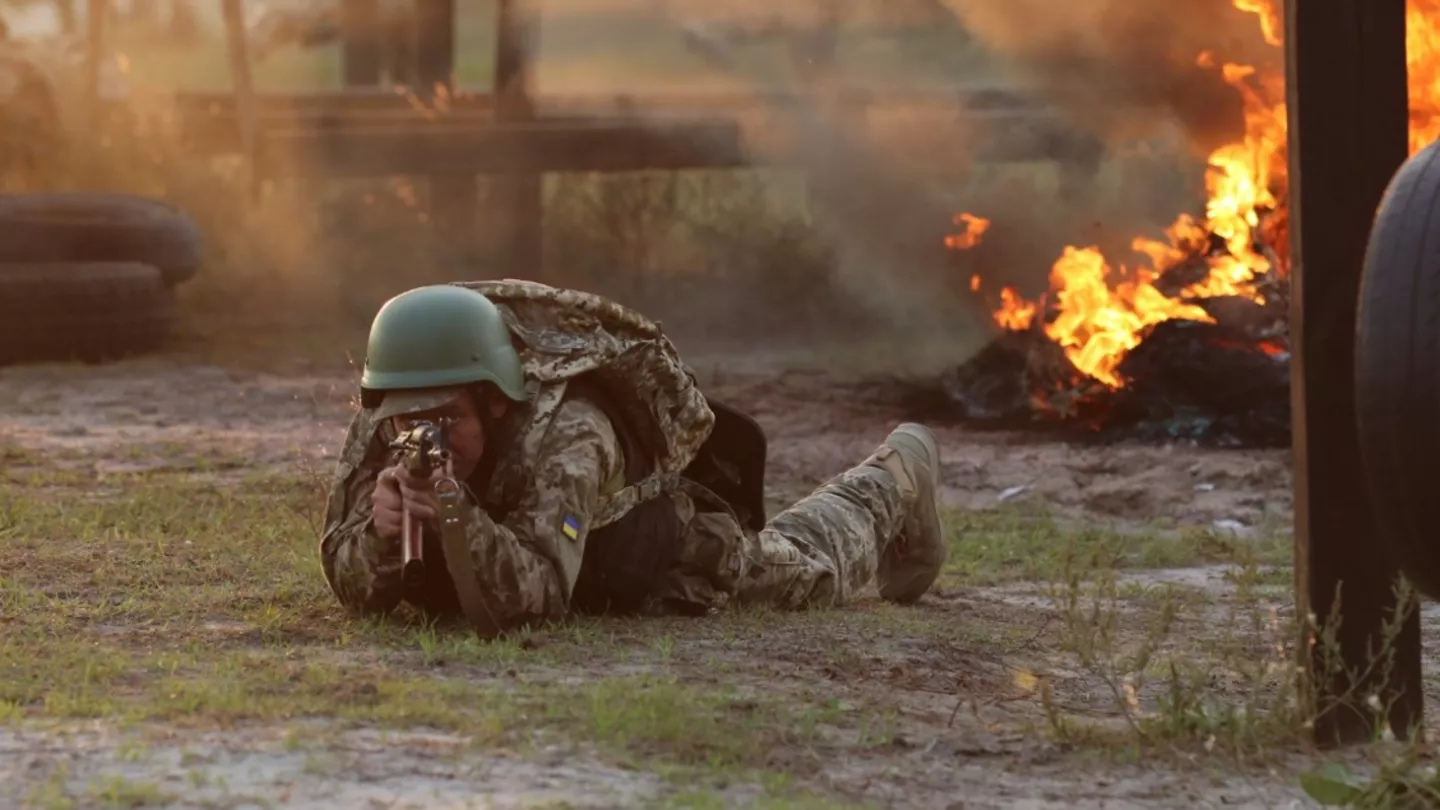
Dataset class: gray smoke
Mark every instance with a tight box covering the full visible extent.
[940,0,1281,156]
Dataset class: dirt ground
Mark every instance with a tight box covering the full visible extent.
[0,354,1385,810]
[0,357,1295,532]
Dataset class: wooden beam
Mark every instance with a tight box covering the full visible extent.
[169,86,1057,116]
[1285,0,1423,745]
[172,107,1092,170]
[253,119,748,177]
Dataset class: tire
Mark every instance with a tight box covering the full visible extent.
[0,193,203,287]
[1355,138,1440,601]
[0,262,176,366]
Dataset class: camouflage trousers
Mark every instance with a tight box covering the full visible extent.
[661,451,910,611]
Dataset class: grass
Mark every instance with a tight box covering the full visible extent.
[0,432,1307,729]
[0,453,856,805]
[2,377,1426,809]
[939,502,1293,588]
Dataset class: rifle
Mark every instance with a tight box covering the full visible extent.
[388,419,454,589]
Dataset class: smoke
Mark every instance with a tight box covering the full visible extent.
[940,0,1281,156]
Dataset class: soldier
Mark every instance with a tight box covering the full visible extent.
[320,280,947,636]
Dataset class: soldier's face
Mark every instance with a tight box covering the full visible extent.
[392,391,507,480]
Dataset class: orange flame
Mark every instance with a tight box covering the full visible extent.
[1409,0,1440,153]
[976,0,1440,390]
[1234,0,1282,47]
[991,47,1287,387]
[946,212,991,250]
[994,287,1037,331]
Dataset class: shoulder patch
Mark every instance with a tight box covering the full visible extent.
[561,515,582,540]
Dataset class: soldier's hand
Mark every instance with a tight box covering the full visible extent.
[371,466,406,540]
[396,467,441,521]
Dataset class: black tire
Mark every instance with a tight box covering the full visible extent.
[1355,138,1440,601]
[0,262,176,366]
[0,193,203,287]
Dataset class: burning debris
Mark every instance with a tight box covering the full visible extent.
[910,4,1293,447]
[911,0,1294,447]
[908,0,1440,447]
[912,229,1292,447]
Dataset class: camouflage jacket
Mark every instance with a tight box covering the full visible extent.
[319,280,716,629]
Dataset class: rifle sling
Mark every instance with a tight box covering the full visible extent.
[435,481,504,640]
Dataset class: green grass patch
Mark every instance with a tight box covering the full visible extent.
[0,458,962,805]
[1,470,806,767]
[939,504,1293,588]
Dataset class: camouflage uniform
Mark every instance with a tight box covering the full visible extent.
[320,280,930,632]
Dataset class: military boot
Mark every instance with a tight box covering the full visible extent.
[869,423,946,603]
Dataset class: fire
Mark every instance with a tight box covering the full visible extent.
[990,46,1288,388]
[1233,0,1282,47]
[995,287,1037,331]
[1409,0,1440,153]
[977,0,1440,390]
[946,212,991,250]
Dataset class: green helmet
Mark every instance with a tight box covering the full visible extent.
[360,285,528,409]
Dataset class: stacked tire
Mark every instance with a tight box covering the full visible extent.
[0,193,202,366]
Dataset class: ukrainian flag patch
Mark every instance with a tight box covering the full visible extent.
[561,515,582,540]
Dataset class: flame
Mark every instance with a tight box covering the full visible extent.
[1032,248,1215,387]
[995,287,1038,331]
[946,212,991,250]
[971,0,1440,390]
[1410,0,1440,153]
[975,0,1287,388]
[991,52,1287,388]
[1234,0,1282,47]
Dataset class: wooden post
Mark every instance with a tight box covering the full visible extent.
[1285,0,1423,745]
[796,0,843,222]
[219,0,260,199]
[413,0,454,95]
[491,0,543,275]
[414,0,478,232]
[83,0,108,128]
[341,0,384,87]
